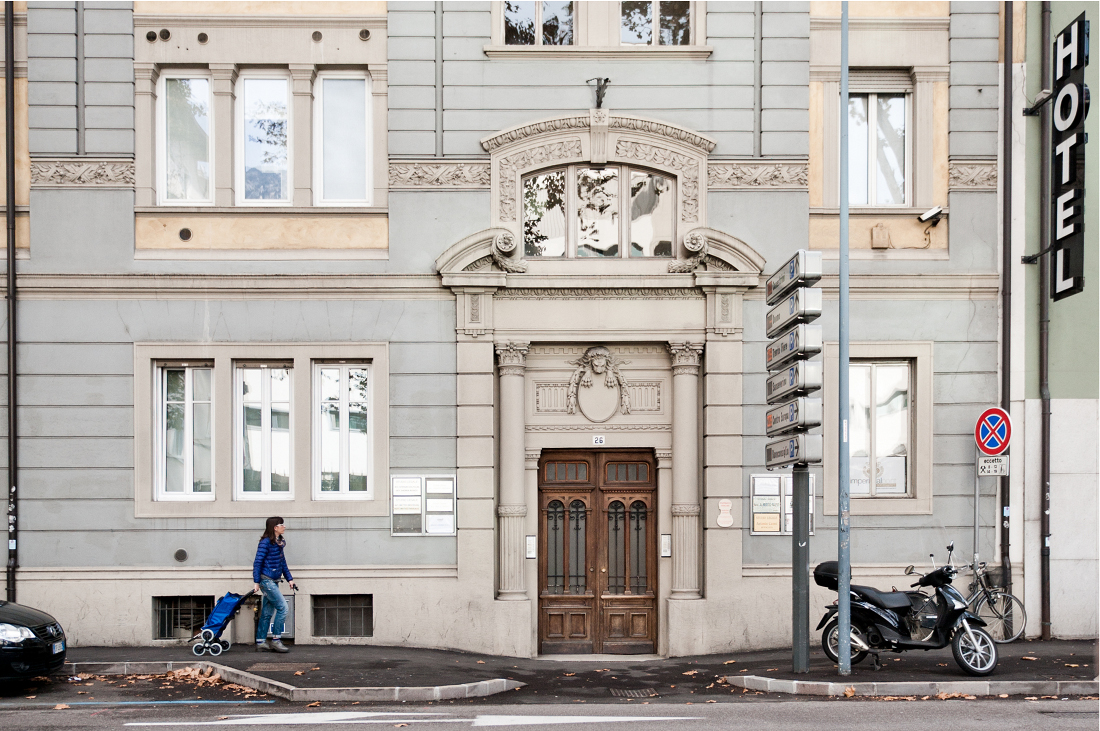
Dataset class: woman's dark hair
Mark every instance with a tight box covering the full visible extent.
[261,516,284,542]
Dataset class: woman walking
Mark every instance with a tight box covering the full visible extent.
[253,517,296,652]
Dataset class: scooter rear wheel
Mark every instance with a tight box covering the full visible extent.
[821,618,869,665]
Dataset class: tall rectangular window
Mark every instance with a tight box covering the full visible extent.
[621,1,690,46]
[158,75,212,204]
[314,364,372,499]
[314,74,371,205]
[237,365,292,499]
[849,362,911,497]
[848,93,908,206]
[238,76,290,203]
[157,365,213,500]
[504,1,573,46]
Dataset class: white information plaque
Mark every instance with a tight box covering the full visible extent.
[392,496,422,514]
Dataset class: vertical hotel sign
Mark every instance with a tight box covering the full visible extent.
[1051,14,1090,301]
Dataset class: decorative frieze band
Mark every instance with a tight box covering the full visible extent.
[494,288,704,300]
[948,160,997,190]
[388,162,491,189]
[708,161,809,190]
[30,159,136,188]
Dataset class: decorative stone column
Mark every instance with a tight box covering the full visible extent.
[496,342,529,600]
[209,64,239,207]
[668,342,704,599]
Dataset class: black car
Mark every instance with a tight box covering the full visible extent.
[0,601,66,681]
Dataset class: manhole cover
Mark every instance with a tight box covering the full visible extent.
[247,663,316,673]
[610,688,659,698]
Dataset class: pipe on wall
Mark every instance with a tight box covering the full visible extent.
[998,1,1013,596]
[5,0,17,603]
[1038,0,1052,642]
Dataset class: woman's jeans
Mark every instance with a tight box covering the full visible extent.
[255,577,288,642]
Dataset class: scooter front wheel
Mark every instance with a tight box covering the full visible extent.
[951,624,998,676]
[821,618,869,665]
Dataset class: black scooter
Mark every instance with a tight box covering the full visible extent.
[814,542,998,676]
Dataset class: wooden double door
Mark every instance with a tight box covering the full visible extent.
[538,449,657,654]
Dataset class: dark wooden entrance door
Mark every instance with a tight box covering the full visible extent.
[538,449,657,654]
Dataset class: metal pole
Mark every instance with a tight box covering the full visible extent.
[999,0,1013,596]
[792,465,810,673]
[837,0,852,677]
[974,444,981,569]
[1038,0,1052,641]
[4,0,17,603]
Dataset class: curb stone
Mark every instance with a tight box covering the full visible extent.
[62,661,525,702]
[725,674,1100,697]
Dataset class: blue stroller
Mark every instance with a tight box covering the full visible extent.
[191,590,255,657]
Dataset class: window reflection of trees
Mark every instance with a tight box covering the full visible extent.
[165,79,210,200]
[505,2,573,46]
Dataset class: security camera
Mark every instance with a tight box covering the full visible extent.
[917,206,943,224]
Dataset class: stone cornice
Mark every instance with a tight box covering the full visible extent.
[30,158,135,189]
[133,15,388,29]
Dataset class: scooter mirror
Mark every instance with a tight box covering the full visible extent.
[947,541,954,553]
[904,565,915,575]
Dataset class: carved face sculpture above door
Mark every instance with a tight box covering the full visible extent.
[566,346,632,423]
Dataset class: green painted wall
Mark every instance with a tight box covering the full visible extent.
[1024,1,1100,400]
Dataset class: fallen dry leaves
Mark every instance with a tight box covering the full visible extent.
[682,670,700,676]
[935,692,977,700]
[843,687,856,698]
[476,660,486,664]
[306,702,321,707]
[1021,656,1039,661]
[562,673,576,677]
[53,704,70,710]
[722,660,736,665]
[294,671,305,676]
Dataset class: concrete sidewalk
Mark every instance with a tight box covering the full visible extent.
[57,638,1098,703]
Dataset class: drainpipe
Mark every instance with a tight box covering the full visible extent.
[1038,1,1051,642]
[998,2,1013,596]
[4,0,17,603]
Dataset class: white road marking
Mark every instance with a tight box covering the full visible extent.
[471,716,701,727]
[126,711,702,727]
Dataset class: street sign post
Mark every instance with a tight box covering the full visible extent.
[973,407,1013,568]
[764,249,823,675]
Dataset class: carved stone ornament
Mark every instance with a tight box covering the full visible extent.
[497,504,528,517]
[948,160,997,190]
[491,231,528,273]
[388,162,491,188]
[566,346,632,423]
[499,139,584,221]
[496,342,529,377]
[667,342,703,376]
[668,229,709,273]
[672,504,702,516]
[30,159,136,188]
[708,161,809,189]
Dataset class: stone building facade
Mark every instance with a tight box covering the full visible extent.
[1,1,1090,655]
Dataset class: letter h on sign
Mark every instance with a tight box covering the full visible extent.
[1050,14,1090,301]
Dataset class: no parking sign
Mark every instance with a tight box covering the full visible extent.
[975,407,1012,456]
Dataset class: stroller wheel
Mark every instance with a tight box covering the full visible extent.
[220,640,231,651]
[191,643,206,657]
[200,629,216,643]
[207,642,223,657]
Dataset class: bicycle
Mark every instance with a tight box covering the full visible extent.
[962,561,1026,643]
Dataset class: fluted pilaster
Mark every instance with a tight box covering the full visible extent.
[668,342,703,599]
[496,342,529,599]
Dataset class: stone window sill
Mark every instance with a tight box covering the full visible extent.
[483,45,713,60]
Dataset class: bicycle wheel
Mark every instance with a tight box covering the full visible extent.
[974,590,1026,643]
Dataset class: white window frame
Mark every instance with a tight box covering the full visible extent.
[155,363,215,502]
[312,362,374,501]
[312,71,373,207]
[522,163,677,259]
[619,0,695,47]
[490,1,706,52]
[501,1,575,46]
[156,71,214,206]
[234,363,294,501]
[235,71,293,207]
[847,90,912,208]
[823,341,933,516]
[847,360,913,498]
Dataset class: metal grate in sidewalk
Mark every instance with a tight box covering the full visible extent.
[609,687,659,698]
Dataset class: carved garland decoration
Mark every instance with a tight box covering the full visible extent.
[30,160,136,187]
[566,346,632,418]
[609,117,717,153]
[615,140,700,223]
[948,161,997,190]
[708,162,809,189]
[491,231,528,273]
[668,229,708,273]
[499,139,583,221]
[388,162,491,188]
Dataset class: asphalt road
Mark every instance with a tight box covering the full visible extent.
[2,700,1097,730]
